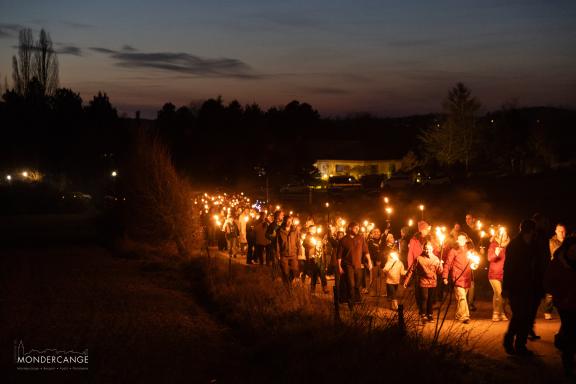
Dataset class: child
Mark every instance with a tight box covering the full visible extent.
[383,250,407,310]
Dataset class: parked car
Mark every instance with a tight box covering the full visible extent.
[382,173,413,188]
[328,176,362,191]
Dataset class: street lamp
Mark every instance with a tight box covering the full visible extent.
[111,170,118,177]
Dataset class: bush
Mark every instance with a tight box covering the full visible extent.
[122,130,202,259]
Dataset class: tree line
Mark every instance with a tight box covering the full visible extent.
[1,28,575,194]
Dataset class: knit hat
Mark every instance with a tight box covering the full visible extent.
[418,221,430,232]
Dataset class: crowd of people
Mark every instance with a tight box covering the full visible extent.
[199,192,575,376]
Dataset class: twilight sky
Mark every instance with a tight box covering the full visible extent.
[1,0,575,118]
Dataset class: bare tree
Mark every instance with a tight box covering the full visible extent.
[33,29,59,96]
[12,28,34,95]
[12,28,59,96]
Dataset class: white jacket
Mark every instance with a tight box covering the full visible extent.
[383,258,406,285]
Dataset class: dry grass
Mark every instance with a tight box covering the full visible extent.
[175,255,492,384]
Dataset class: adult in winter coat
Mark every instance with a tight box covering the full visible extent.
[277,216,300,284]
[503,219,545,356]
[253,212,272,265]
[442,234,473,323]
[337,222,372,309]
[487,231,510,322]
[303,225,329,293]
[544,223,567,320]
[544,236,576,377]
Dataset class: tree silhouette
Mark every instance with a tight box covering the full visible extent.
[33,29,59,96]
[12,28,34,95]
[420,83,482,172]
[12,28,59,96]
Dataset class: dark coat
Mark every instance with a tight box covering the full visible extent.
[503,234,546,297]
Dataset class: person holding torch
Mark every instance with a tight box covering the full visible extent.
[337,222,372,309]
[443,234,474,324]
[487,227,510,322]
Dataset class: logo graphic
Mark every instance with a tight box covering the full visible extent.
[14,340,88,371]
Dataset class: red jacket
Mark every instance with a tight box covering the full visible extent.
[442,247,472,288]
[405,254,443,288]
[407,233,428,271]
[487,241,506,281]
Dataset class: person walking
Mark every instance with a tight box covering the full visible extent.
[337,222,372,309]
[303,225,329,293]
[383,250,406,311]
[544,236,576,378]
[404,241,442,323]
[223,216,240,258]
[442,234,474,324]
[503,219,545,356]
[487,230,510,322]
[544,223,566,320]
[254,212,272,265]
[277,216,301,284]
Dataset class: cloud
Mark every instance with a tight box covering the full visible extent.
[91,47,259,79]
[56,45,82,56]
[89,47,117,54]
[122,45,137,52]
[0,23,25,38]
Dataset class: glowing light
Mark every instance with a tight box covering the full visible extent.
[244,216,249,223]
[476,220,483,230]
[22,171,28,178]
[6,175,11,181]
[436,227,446,245]
[385,207,392,215]
[419,204,424,211]
[390,252,399,261]
[325,202,330,208]
[363,220,369,227]
[467,251,480,270]
[111,171,117,177]
[480,230,486,238]
[311,238,318,246]
[276,205,281,211]
[384,197,389,204]
[316,226,322,234]
[289,211,293,215]
[408,219,414,226]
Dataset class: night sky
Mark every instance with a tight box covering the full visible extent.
[1,0,575,118]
